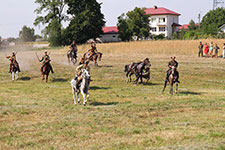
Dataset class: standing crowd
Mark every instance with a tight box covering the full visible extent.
[198,42,225,58]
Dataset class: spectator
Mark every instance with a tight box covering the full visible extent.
[223,43,225,59]
[209,42,214,56]
[214,44,220,58]
[204,43,209,57]
[198,41,203,57]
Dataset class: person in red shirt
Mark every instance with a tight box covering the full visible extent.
[204,43,209,57]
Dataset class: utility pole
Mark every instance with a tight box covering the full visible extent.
[198,12,201,26]
[213,0,224,10]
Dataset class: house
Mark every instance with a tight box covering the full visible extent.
[219,24,225,33]
[145,6,181,38]
[99,26,121,43]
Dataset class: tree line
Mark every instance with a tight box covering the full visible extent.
[1,3,224,47]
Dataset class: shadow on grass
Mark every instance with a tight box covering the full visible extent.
[52,78,68,82]
[179,91,201,95]
[19,77,31,81]
[143,82,161,86]
[90,101,118,106]
[90,86,111,90]
[98,65,113,68]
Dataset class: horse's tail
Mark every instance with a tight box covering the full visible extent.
[124,65,129,72]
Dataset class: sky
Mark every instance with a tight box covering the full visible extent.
[0,0,217,38]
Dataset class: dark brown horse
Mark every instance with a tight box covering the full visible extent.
[82,52,103,66]
[67,50,77,65]
[162,66,179,95]
[41,61,51,82]
[124,58,151,84]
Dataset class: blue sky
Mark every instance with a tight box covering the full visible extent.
[0,0,216,38]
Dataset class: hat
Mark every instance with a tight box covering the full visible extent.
[171,56,176,59]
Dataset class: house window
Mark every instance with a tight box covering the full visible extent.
[159,18,166,23]
[151,27,157,32]
[159,27,166,32]
[151,18,156,23]
[112,35,116,38]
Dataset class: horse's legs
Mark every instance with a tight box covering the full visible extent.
[129,73,133,82]
[46,74,48,83]
[86,90,89,104]
[81,90,86,106]
[140,73,143,84]
[72,87,76,105]
[126,72,130,83]
[15,71,18,80]
[170,81,173,95]
[135,73,139,84]
[175,82,178,94]
[162,80,167,93]
[42,74,45,81]
[76,91,80,104]
[12,72,14,81]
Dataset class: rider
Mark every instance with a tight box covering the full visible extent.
[70,40,78,53]
[6,51,21,73]
[166,57,180,82]
[88,42,98,59]
[40,51,54,73]
[74,60,91,88]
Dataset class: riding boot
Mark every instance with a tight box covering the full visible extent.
[9,65,12,73]
[49,64,54,73]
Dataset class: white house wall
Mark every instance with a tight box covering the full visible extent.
[149,15,179,38]
[99,34,121,43]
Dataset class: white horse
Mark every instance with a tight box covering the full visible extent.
[11,63,19,81]
[71,69,90,106]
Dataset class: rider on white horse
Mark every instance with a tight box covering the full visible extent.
[74,60,91,88]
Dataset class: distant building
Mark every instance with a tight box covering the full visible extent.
[219,24,225,33]
[145,6,181,38]
[99,26,121,43]
[179,24,200,30]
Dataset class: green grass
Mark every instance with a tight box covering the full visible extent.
[0,44,225,150]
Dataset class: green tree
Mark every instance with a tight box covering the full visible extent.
[34,0,67,46]
[117,14,132,41]
[19,26,36,42]
[117,7,150,41]
[188,20,198,31]
[201,8,225,35]
[63,0,105,44]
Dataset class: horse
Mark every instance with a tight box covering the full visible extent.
[125,58,151,84]
[67,50,77,65]
[162,66,179,95]
[71,69,90,106]
[11,63,19,81]
[82,52,103,66]
[41,61,51,83]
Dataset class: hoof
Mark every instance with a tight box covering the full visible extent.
[78,101,80,104]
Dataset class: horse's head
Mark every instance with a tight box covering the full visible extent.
[143,58,151,68]
[171,66,176,75]
[97,52,102,61]
[81,69,90,80]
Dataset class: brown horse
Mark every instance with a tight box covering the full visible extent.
[82,52,103,66]
[41,62,51,82]
[162,66,179,95]
[124,58,151,84]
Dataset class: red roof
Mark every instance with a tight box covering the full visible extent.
[145,6,180,16]
[179,24,200,30]
[102,26,119,34]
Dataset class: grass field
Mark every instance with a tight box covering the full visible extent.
[0,40,225,150]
